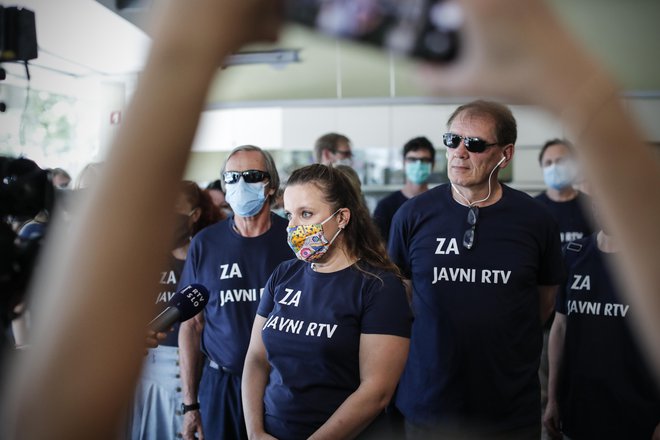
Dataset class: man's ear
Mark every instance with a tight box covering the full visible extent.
[321,148,333,163]
[500,144,515,167]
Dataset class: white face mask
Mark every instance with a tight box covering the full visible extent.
[334,157,353,167]
[543,161,577,190]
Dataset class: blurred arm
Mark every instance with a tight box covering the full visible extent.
[0,1,282,438]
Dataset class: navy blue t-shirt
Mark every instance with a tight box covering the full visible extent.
[534,192,593,244]
[179,213,292,374]
[557,234,660,439]
[154,254,185,346]
[257,259,412,440]
[388,183,565,432]
[373,190,409,244]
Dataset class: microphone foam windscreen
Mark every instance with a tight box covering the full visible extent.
[170,284,209,322]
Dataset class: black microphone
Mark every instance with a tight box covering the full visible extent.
[148,284,209,333]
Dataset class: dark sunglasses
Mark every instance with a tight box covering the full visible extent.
[463,206,479,250]
[443,133,498,153]
[333,149,353,158]
[222,169,270,184]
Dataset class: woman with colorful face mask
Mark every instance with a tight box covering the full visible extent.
[242,164,412,440]
[373,136,436,244]
[128,180,223,440]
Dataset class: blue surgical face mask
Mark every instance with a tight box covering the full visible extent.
[543,162,576,190]
[405,161,432,184]
[225,179,267,217]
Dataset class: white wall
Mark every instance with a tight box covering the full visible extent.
[186,97,660,192]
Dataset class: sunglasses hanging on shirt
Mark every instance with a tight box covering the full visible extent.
[462,205,479,250]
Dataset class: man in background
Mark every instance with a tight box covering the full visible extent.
[50,168,71,189]
[544,205,660,439]
[314,132,353,166]
[373,136,435,244]
[535,138,592,244]
[534,139,593,437]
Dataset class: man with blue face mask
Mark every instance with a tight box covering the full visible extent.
[535,139,593,245]
[373,136,435,244]
[178,145,292,440]
[534,139,594,440]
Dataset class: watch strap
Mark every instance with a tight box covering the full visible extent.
[181,402,200,414]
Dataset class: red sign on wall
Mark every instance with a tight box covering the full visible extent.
[110,111,122,125]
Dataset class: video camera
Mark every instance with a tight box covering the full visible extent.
[0,156,53,328]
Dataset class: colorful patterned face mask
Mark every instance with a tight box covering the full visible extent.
[286,209,342,262]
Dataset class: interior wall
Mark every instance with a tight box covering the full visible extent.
[6,0,659,189]
[205,0,660,104]
[184,97,660,195]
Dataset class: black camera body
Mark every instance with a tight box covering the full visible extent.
[0,157,52,329]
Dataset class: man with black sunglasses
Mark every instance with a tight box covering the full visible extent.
[178,145,292,440]
[388,100,565,439]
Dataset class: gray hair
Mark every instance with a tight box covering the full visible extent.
[220,145,280,205]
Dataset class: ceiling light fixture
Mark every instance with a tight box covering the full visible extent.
[223,49,301,69]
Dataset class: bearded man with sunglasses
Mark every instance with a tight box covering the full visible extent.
[178,145,291,440]
[388,100,565,439]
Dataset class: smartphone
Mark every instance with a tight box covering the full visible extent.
[284,0,462,62]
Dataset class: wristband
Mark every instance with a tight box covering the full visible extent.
[181,402,200,414]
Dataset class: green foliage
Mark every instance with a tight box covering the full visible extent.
[0,87,77,157]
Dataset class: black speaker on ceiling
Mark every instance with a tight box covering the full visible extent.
[0,6,38,62]
[116,0,150,10]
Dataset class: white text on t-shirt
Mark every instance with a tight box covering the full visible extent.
[220,263,243,279]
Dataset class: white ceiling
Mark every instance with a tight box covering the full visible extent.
[4,0,660,102]
[22,0,150,75]
[1,0,150,98]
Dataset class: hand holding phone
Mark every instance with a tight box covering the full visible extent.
[285,0,463,62]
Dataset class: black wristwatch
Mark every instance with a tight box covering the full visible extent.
[181,402,200,414]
